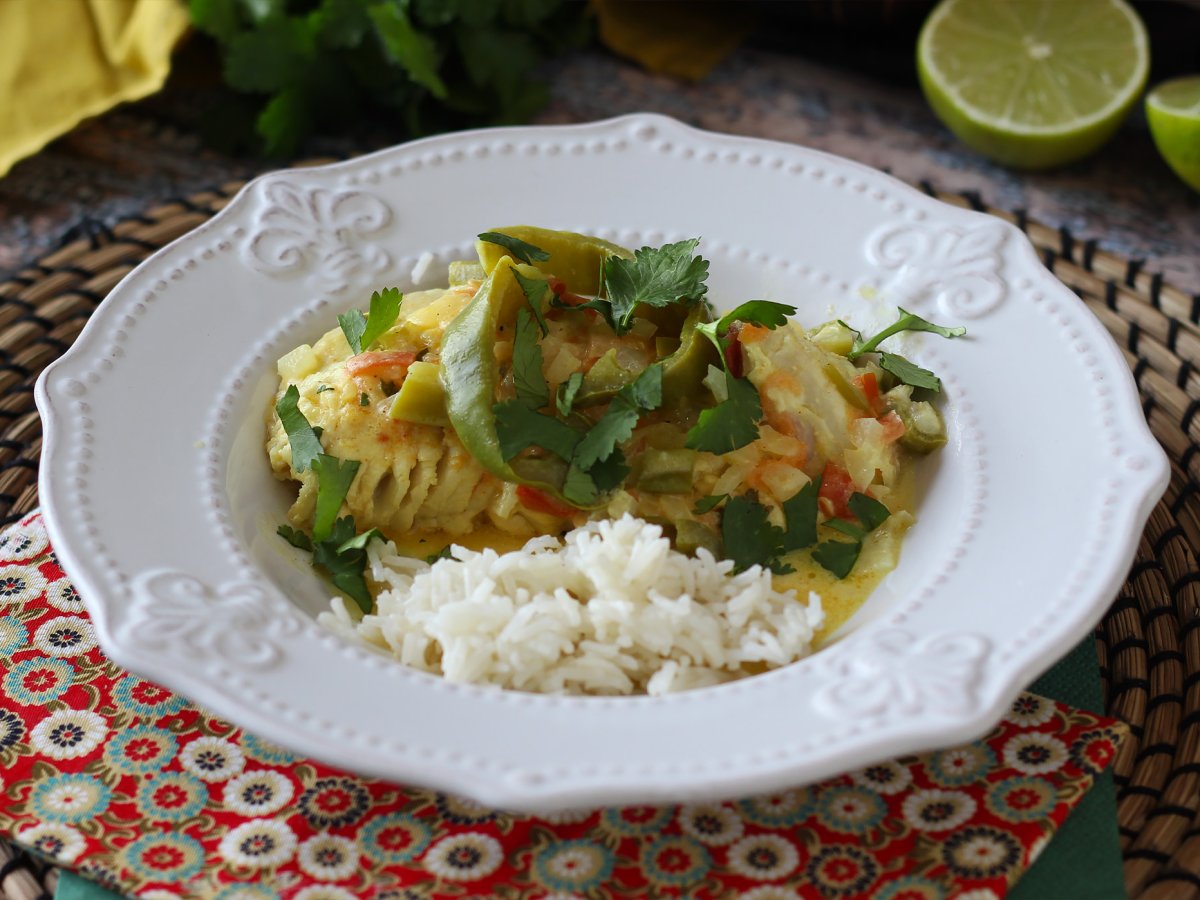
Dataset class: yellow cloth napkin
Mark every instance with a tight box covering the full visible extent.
[0,0,189,176]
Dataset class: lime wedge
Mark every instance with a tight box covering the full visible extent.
[918,0,1149,169]
[1146,76,1200,192]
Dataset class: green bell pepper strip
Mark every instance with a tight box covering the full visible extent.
[476,225,633,295]
[440,256,593,506]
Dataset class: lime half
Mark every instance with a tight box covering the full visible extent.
[918,0,1150,169]
[1146,76,1200,192]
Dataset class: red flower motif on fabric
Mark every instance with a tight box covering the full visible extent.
[144,845,185,871]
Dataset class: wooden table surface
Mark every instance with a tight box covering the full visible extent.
[1,45,1197,295]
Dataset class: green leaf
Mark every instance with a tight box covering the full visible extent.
[493,400,581,461]
[512,269,550,335]
[812,540,861,578]
[337,526,384,554]
[190,0,243,41]
[587,448,630,492]
[310,516,376,614]
[425,545,455,563]
[512,308,549,409]
[781,480,819,551]
[277,524,313,551]
[848,307,966,359]
[338,310,368,355]
[310,454,360,542]
[239,0,281,24]
[685,373,762,454]
[879,352,942,392]
[312,0,372,48]
[224,17,317,94]
[360,287,404,351]
[694,493,728,514]
[825,518,867,541]
[339,287,403,355]
[561,464,598,506]
[602,238,709,335]
[572,364,662,469]
[848,492,891,531]
[275,384,323,472]
[477,231,550,264]
[369,2,449,99]
[721,494,787,574]
[556,371,583,417]
[714,300,796,335]
[359,392,370,407]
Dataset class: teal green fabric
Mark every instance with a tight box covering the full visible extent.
[1010,637,1127,900]
[55,871,123,900]
[54,638,1124,900]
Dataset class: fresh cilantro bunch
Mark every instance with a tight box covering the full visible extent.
[189,0,589,156]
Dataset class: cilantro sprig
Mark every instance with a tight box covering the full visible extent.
[339,287,403,355]
[275,386,380,613]
[718,481,888,578]
[842,308,965,393]
[600,239,709,335]
[686,300,797,454]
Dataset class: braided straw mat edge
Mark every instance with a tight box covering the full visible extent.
[0,178,1197,900]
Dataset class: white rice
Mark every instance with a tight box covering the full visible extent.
[319,514,824,696]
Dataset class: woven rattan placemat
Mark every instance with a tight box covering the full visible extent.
[0,178,1197,900]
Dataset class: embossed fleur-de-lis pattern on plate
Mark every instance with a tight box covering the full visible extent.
[242,180,393,294]
[0,512,1125,899]
[815,630,991,718]
[866,222,1009,318]
[125,571,301,671]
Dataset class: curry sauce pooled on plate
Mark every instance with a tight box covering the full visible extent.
[265,227,962,693]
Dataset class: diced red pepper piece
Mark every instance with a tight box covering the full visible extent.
[517,485,576,518]
[724,322,745,378]
[853,372,884,416]
[345,351,417,381]
[818,462,856,519]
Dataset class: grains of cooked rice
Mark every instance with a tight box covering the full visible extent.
[319,514,824,696]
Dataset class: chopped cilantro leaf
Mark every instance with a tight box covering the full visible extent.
[556,371,583,417]
[588,448,630,492]
[825,518,867,541]
[478,231,550,264]
[694,493,729,514]
[425,545,455,564]
[847,307,965,359]
[561,464,598,506]
[493,400,582,461]
[337,310,367,356]
[512,269,550,336]
[685,372,762,454]
[812,540,861,578]
[360,287,403,351]
[312,425,324,440]
[713,300,796,335]
[276,384,322,472]
[338,287,403,355]
[721,494,788,574]
[310,454,360,542]
[572,364,662,469]
[277,524,312,551]
[781,480,819,551]
[602,238,709,335]
[512,308,549,409]
[359,392,370,406]
[879,352,943,392]
[337,526,384,554]
[848,492,891,531]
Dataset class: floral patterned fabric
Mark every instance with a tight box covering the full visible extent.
[0,512,1126,899]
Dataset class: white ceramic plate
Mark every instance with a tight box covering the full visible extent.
[36,114,1167,812]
